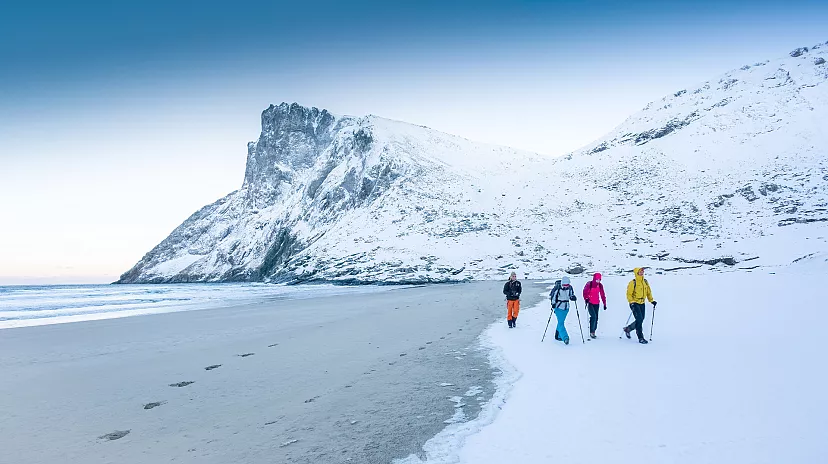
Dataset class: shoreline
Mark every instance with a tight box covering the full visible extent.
[0,281,544,464]
[395,288,550,464]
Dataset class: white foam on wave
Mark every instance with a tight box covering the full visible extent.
[0,283,407,329]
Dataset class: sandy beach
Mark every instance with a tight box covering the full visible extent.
[0,281,543,464]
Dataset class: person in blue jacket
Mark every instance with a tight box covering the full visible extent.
[549,276,578,344]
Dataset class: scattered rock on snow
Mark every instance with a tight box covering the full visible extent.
[790,47,809,57]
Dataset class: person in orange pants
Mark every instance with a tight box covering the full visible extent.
[503,272,522,328]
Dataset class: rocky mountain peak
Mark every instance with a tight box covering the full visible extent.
[243,102,340,202]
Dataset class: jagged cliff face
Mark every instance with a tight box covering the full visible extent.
[118,43,828,284]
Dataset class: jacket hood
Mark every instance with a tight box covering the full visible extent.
[633,267,644,281]
[561,276,571,286]
[593,273,602,281]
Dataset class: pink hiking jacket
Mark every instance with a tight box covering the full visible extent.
[583,273,607,306]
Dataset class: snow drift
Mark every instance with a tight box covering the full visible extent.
[118,42,828,284]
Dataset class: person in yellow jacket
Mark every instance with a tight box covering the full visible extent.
[623,267,657,344]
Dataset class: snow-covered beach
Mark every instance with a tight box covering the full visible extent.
[0,282,544,464]
[401,267,828,463]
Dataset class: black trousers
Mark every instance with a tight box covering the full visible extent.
[587,303,600,333]
[626,303,646,340]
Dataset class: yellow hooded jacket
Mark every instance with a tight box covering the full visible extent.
[626,267,654,304]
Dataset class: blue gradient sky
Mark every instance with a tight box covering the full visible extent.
[1,0,826,283]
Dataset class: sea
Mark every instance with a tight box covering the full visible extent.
[0,283,399,329]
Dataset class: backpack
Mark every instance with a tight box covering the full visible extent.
[549,280,564,306]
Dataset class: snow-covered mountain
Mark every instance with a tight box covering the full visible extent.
[118,42,828,284]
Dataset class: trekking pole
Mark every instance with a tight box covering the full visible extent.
[649,305,656,341]
[574,301,585,344]
[620,311,633,339]
[541,310,553,342]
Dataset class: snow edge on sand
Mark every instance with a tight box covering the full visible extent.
[394,296,549,464]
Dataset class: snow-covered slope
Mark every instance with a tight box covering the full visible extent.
[407,271,828,464]
[118,42,828,284]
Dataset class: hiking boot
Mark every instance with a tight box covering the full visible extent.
[639,338,649,344]
[590,332,597,339]
[512,317,517,328]
[507,319,512,328]
[554,330,561,341]
[564,338,570,345]
[623,327,632,339]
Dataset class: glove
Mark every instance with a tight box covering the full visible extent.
[603,305,607,311]
[570,295,577,301]
[652,301,658,307]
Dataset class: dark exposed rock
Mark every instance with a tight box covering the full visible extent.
[587,142,609,154]
[815,57,826,65]
[710,193,734,208]
[737,186,758,202]
[633,112,700,145]
[758,183,780,196]
[778,217,828,227]
[675,257,738,266]
[790,47,809,57]
[258,229,301,278]
[663,264,704,272]
[566,264,585,274]
[792,253,815,263]
[657,203,709,235]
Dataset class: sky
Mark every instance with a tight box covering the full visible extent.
[1,0,827,284]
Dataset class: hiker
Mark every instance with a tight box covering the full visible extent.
[503,272,522,328]
[550,276,577,344]
[624,267,657,344]
[583,273,607,338]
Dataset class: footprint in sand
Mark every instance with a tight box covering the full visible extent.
[143,401,166,410]
[237,353,255,357]
[169,381,195,388]
[98,430,130,441]
[204,364,221,371]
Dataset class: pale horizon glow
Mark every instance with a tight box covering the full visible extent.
[1,1,827,284]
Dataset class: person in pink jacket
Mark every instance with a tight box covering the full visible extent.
[583,273,607,338]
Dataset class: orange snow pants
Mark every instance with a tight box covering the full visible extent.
[507,300,520,320]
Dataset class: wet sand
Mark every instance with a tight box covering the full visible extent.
[0,281,543,464]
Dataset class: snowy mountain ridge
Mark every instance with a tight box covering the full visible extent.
[118,42,828,284]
